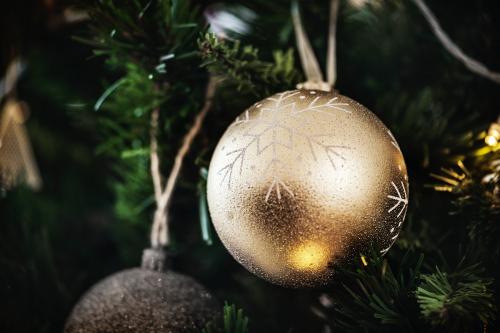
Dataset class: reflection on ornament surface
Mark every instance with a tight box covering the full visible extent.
[207,89,409,288]
[290,241,329,271]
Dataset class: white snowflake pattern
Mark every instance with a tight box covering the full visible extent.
[387,130,402,152]
[218,90,351,202]
[380,180,408,255]
[387,181,408,218]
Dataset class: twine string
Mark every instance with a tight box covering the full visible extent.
[149,77,217,248]
[412,0,500,85]
[292,0,339,91]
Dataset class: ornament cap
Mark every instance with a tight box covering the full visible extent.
[141,247,170,271]
[296,81,331,92]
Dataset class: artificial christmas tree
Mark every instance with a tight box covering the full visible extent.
[1,0,499,332]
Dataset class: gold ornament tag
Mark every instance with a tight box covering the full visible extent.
[0,99,42,190]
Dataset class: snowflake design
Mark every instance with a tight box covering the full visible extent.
[380,180,408,255]
[387,181,408,218]
[218,90,350,202]
[387,130,401,152]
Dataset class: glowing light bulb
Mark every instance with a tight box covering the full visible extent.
[360,255,368,266]
[290,242,329,271]
[485,119,500,147]
[485,134,498,147]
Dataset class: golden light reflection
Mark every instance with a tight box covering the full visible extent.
[290,242,329,271]
[360,255,368,266]
[485,120,500,147]
[485,135,498,147]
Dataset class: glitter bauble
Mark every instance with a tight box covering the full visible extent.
[65,249,219,333]
[207,89,409,288]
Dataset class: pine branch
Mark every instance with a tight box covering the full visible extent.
[430,148,500,257]
[417,264,495,328]
[79,0,201,73]
[198,32,302,97]
[317,251,425,333]
[79,0,209,250]
[202,303,249,333]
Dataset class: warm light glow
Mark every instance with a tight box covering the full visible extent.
[360,255,368,266]
[290,242,329,270]
[433,185,453,192]
[485,135,498,147]
[485,122,500,147]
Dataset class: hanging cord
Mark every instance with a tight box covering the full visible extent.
[291,1,324,87]
[326,0,340,87]
[292,0,339,91]
[412,0,500,85]
[293,0,500,88]
[150,77,217,248]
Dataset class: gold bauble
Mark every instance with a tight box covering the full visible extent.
[207,89,409,288]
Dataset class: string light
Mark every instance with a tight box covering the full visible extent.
[485,116,500,147]
[360,255,368,267]
[431,160,469,192]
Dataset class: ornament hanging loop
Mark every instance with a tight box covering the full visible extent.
[292,0,339,92]
[149,77,217,248]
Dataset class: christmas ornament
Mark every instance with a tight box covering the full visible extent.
[207,89,408,287]
[206,0,409,288]
[65,77,219,331]
[0,99,41,190]
[0,59,41,190]
[65,248,219,333]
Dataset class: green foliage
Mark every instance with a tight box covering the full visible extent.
[319,252,424,332]
[111,157,153,261]
[3,0,500,331]
[79,0,201,73]
[199,32,302,97]
[95,64,162,156]
[417,264,495,328]
[198,167,213,245]
[76,0,209,257]
[202,303,249,333]
[222,303,249,333]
